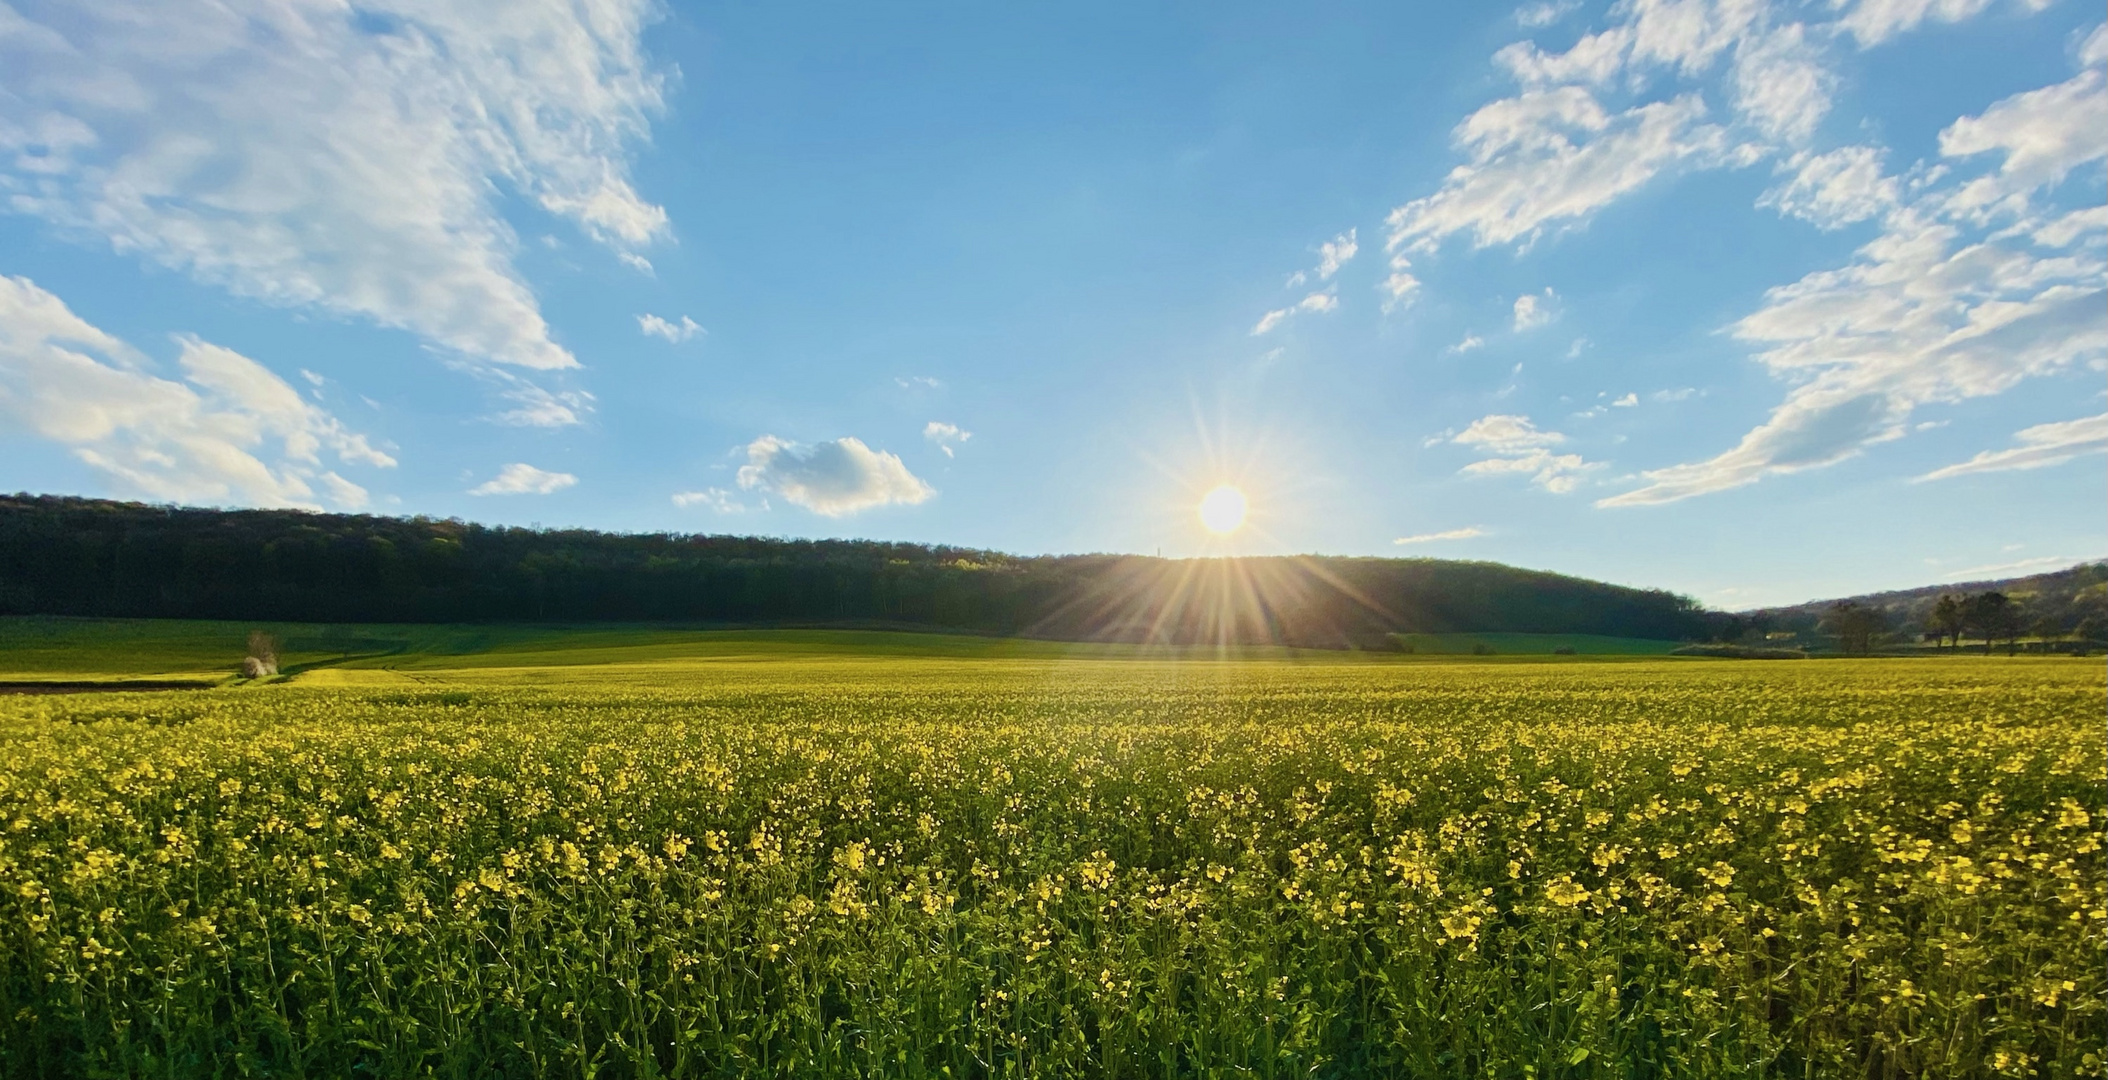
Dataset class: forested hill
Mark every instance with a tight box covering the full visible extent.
[1737,561,2108,638]
[0,494,1715,646]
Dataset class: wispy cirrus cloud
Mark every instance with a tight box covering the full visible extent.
[1379,0,2050,293]
[0,0,668,373]
[1602,35,2108,508]
[1252,290,1339,336]
[0,274,392,509]
[1918,413,2108,481]
[1394,526,1489,545]
[671,487,750,512]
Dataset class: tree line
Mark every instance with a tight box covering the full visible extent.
[1813,588,2101,656]
[0,495,1718,647]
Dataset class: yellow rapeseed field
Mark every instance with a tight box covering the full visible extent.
[0,657,2100,1078]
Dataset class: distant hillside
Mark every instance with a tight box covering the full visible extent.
[1733,561,2108,642]
[0,494,1715,647]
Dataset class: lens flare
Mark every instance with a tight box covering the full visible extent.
[1198,485,1248,534]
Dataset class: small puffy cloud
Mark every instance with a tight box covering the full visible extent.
[1730,23,1834,145]
[1512,288,1557,331]
[924,421,972,458]
[1760,146,1900,229]
[671,487,748,512]
[1460,449,1601,493]
[1316,229,1359,279]
[736,435,933,517]
[0,274,391,509]
[1515,0,1579,29]
[896,375,944,390]
[638,314,704,343]
[1251,291,1340,335]
[1612,392,1638,407]
[495,382,593,428]
[1447,333,1486,355]
[1453,413,1600,493]
[1917,413,2108,481]
[1495,29,1630,87]
[1381,255,1423,309]
[1394,526,1489,545]
[470,463,577,495]
[1455,413,1564,453]
[1837,0,1999,47]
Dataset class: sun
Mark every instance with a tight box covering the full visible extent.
[1197,484,1249,535]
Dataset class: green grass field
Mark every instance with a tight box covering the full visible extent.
[0,616,1691,681]
[0,627,2100,1078]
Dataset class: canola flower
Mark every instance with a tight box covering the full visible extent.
[0,658,2100,1078]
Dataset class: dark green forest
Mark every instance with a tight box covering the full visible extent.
[0,495,1717,647]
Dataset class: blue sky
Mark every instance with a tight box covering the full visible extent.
[0,0,2101,609]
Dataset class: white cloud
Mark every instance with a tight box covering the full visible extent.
[1394,526,1489,544]
[1601,57,2108,508]
[1453,413,1601,493]
[490,378,592,429]
[1760,145,1900,229]
[638,314,703,343]
[1730,22,1834,144]
[671,487,748,512]
[1836,0,2000,47]
[924,420,972,457]
[1380,252,1423,309]
[1448,333,1486,354]
[1495,29,1631,87]
[1385,0,2035,267]
[1251,290,1340,335]
[1455,413,1565,453]
[0,0,668,371]
[1386,88,1730,254]
[469,463,577,496]
[736,435,934,517]
[1917,413,2108,480]
[896,375,944,390]
[1512,288,1557,330]
[1651,387,1697,401]
[1516,0,1580,29]
[1461,449,1602,493]
[1938,38,2108,215]
[1612,392,1639,407]
[1316,228,1359,279]
[0,274,392,508]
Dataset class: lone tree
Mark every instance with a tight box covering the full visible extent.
[1820,601,1888,656]
[1929,594,1966,650]
[1961,592,2024,655]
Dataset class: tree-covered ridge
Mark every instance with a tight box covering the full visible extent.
[0,495,1712,645]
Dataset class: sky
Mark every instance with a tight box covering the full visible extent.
[0,0,2102,609]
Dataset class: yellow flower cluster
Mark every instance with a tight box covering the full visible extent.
[0,657,2099,1077]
